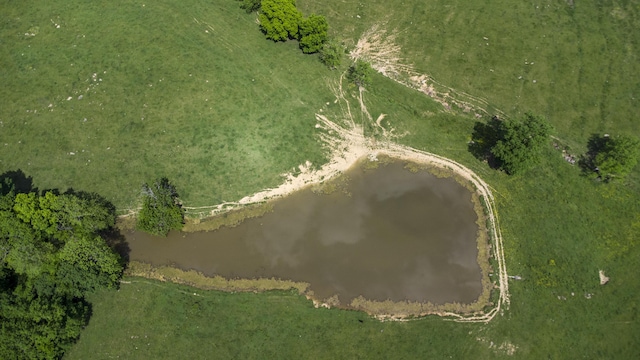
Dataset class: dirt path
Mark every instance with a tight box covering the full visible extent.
[178,73,508,322]
[145,25,510,322]
[350,24,507,120]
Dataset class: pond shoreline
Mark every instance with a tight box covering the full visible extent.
[121,152,506,322]
[118,76,508,321]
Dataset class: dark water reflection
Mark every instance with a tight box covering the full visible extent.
[126,161,482,305]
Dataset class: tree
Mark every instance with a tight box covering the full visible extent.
[319,39,343,69]
[0,180,122,359]
[238,0,261,13]
[12,191,115,243]
[136,177,184,236]
[298,14,328,53]
[258,0,302,41]
[0,282,89,360]
[587,135,640,181]
[347,59,373,88]
[490,113,552,175]
[56,235,122,297]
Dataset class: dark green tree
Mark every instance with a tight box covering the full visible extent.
[238,0,261,13]
[0,179,122,359]
[0,281,89,360]
[55,235,122,297]
[319,39,343,69]
[298,14,328,53]
[490,113,552,175]
[259,0,302,41]
[588,135,640,181]
[347,59,373,88]
[136,177,184,236]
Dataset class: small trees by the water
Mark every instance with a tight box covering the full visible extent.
[137,177,184,236]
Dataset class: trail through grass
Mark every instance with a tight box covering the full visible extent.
[2,0,639,358]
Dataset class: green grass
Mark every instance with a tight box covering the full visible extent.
[301,0,640,144]
[0,0,334,209]
[2,0,640,358]
[66,278,499,359]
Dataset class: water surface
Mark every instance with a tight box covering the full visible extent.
[126,160,482,305]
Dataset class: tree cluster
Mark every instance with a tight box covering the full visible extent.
[470,114,639,181]
[136,177,184,237]
[470,113,552,175]
[256,0,329,54]
[0,175,122,359]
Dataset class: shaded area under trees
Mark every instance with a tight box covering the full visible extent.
[0,171,125,359]
[580,134,640,182]
[469,113,552,175]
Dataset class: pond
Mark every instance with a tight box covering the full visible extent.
[125,159,484,307]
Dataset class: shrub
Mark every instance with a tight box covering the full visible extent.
[258,0,302,41]
[238,0,261,13]
[298,14,328,53]
[319,39,343,69]
[347,59,373,88]
[137,177,184,236]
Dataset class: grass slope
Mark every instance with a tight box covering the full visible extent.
[1,0,332,209]
[1,0,639,358]
[301,0,640,145]
[65,279,497,359]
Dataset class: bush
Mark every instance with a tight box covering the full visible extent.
[298,14,328,53]
[319,39,343,69]
[258,0,302,41]
[136,177,184,236]
[584,134,640,181]
[490,113,552,175]
[238,0,261,13]
[347,60,373,88]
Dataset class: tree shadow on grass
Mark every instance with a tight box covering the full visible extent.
[578,133,607,179]
[64,188,117,217]
[0,169,36,195]
[468,116,503,169]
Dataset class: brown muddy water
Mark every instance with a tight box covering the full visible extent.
[125,160,483,305]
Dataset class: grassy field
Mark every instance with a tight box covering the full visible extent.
[2,0,639,358]
[0,0,333,210]
[66,278,501,359]
[301,0,640,145]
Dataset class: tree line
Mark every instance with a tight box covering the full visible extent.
[469,113,640,180]
[0,175,122,359]
[0,172,184,359]
[237,0,344,69]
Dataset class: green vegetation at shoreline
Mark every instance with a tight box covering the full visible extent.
[1,0,639,358]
